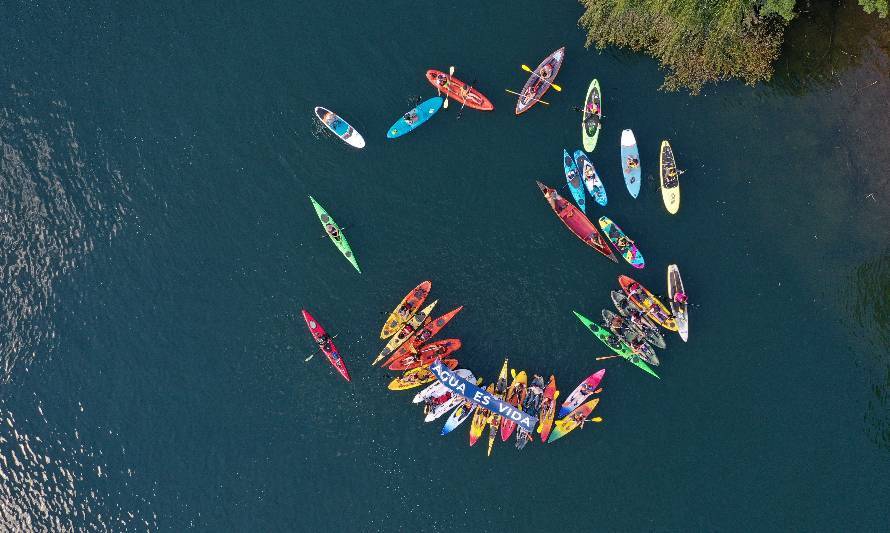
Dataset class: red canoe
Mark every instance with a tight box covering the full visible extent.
[426,70,494,111]
[382,306,464,368]
[301,309,350,382]
[536,181,617,263]
[387,338,462,371]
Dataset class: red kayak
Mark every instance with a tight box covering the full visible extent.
[301,309,350,382]
[536,181,617,263]
[382,306,464,367]
[426,70,494,111]
[387,338,462,371]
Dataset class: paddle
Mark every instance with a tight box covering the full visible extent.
[595,355,620,361]
[456,78,477,120]
[505,89,550,105]
[521,64,562,91]
[443,66,454,109]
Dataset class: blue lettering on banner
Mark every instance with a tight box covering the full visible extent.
[429,359,538,432]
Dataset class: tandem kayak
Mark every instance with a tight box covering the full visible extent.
[500,370,527,441]
[573,310,659,379]
[515,47,565,115]
[387,97,443,139]
[574,150,607,207]
[388,359,457,391]
[372,300,438,365]
[536,181,617,263]
[314,106,365,149]
[301,309,351,382]
[667,264,689,341]
[309,196,360,273]
[381,306,463,368]
[413,369,473,404]
[558,369,605,418]
[426,70,493,111]
[547,398,600,443]
[660,140,680,214]
[581,79,602,152]
[621,129,641,198]
[563,149,587,212]
[537,375,559,443]
[387,338,462,371]
[379,281,432,340]
[618,275,678,331]
[599,216,644,269]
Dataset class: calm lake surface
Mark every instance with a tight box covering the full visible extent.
[1,1,888,530]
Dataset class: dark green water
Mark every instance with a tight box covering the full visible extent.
[1,1,889,530]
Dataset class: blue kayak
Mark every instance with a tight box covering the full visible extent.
[563,149,587,212]
[574,149,607,206]
[387,97,444,139]
[620,129,641,198]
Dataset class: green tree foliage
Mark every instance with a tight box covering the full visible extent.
[858,0,888,17]
[579,0,788,93]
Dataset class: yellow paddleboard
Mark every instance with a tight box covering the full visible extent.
[659,140,680,215]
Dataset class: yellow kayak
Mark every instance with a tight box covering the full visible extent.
[469,384,494,446]
[387,359,456,390]
[379,281,432,339]
[371,300,438,365]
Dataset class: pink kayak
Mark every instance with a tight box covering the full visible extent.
[558,369,605,418]
[301,309,351,382]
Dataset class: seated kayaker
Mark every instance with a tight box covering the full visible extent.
[616,236,629,249]
[627,156,639,169]
[325,224,340,239]
[629,337,645,353]
[609,315,624,331]
[403,111,417,125]
[674,291,688,304]
[397,324,415,339]
[397,304,411,318]
[436,74,448,87]
[539,64,552,79]
[416,329,432,342]
[581,383,597,395]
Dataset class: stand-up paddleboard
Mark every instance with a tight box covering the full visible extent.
[574,150,607,206]
[387,97,443,139]
[581,79,602,152]
[599,216,645,269]
[660,140,680,214]
[563,149,586,212]
[314,107,365,149]
[621,129,641,198]
[667,264,689,341]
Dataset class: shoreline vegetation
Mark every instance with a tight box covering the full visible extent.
[579,0,888,94]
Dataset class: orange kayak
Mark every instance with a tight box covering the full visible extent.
[426,70,494,111]
[381,306,463,367]
[386,338,462,371]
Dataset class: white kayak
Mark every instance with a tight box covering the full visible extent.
[412,369,473,403]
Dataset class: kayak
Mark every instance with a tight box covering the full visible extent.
[610,290,667,348]
[301,309,351,382]
[500,370,527,441]
[547,398,600,443]
[387,338,461,371]
[413,369,473,403]
[537,375,559,443]
[309,196,360,273]
[469,384,495,446]
[487,359,510,456]
[574,150,607,207]
[515,47,565,115]
[563,149,587,212]
[667,264,689,341]
[618,275,678,331]
[620,129,642,198]
[372,300,438,366]
[581,79,602,152]
[558,369,605,418]
[425,393,462,422]
[516,375,545,450]
[602,309,660,366]
[536,181,617,263]
[425,70,494,111]
[388,359,457,391]
[381,306,463,367]
[441,398,476,435]
[314,106,365,149]
[387,97,443,139]
[379,281,432,340]
[572,310,660,379]
[599,216,645,269]
[660,140,680,214]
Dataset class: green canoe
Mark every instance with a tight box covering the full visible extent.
[572,310,659,379]
[581,79,602,152]
[309,196,361,273]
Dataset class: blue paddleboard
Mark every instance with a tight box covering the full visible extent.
[387,97,444,139]
[621,129,641,198]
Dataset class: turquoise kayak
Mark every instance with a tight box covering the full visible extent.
[563,149,587,212]
[387,97,443,139]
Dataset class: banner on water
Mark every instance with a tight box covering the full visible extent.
[428,359,538,432]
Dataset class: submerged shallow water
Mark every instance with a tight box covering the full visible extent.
[1,1,888,530]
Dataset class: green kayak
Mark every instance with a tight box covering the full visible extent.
[309,196,360,273]
[572,310,659,379]
[581,79,602,152]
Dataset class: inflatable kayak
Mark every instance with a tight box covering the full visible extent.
[537,376,559,443]
[382,306,463,368]
[309,196,360,273]
[573,310,659,379]
[536,181,617,263]
[388,359,457,391]
[574,150,607,207]
[372,300,438,365]
[500,370,527,441]
[558,369,605,418]
[301,309,351,382]
[387,97,443,139]
[379,281,432,340]
[599,216,644,269]
[515,47,565,115]
[426,70,493,111]
[581,79,602,152]
[388,338,462,371]
[667,264,689,341]
[618,275,678,331]
[660,140,680,214]
[621,129,642,198]
[548,398,600,443]
[314,106,365,149]
[563,149,587,212]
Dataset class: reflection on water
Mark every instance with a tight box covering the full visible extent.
[851,252,890,452]
[0,396,156,530]
[0,84,130,383]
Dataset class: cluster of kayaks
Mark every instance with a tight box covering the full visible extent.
[574,270,690,379]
